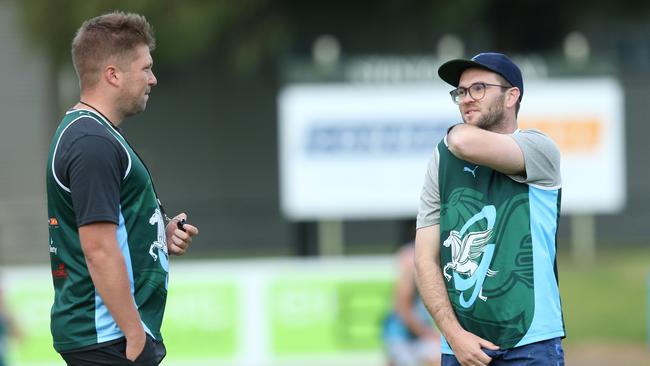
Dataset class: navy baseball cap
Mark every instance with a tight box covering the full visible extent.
[438,52,523,102]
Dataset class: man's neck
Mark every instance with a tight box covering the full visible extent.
[486,116,518,134]
[76,95,123,126]
[489,124,518,134]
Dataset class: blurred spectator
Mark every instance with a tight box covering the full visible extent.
[382,243,440,366]
[0,284,19,366]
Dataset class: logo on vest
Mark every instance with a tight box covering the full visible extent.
[442,205,498,308]
[463,165,478,178]
[49,238,58,255]
[149,208,169,270]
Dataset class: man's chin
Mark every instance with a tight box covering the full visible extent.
[461,118,493,131]
[136,100,149,111]
[462,116,480,126]
[123,105,147,118]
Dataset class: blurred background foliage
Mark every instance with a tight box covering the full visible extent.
[18,0,290,76]
[16,0,650,76]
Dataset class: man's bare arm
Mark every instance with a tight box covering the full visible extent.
[79,222,146,361]
[446,124,524,175]
[414,225,463,337]
[414,225,497,365]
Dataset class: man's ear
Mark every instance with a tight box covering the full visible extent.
[103,65,120,87]
[506,88,520,108]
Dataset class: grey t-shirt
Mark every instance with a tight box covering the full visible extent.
[416,128,561,229]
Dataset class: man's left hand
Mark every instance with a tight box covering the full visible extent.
[165,212,199,255]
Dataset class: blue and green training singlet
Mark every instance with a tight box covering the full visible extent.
[46,109,169,353]
[417,129,565,353]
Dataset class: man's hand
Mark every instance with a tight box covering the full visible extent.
[448,329,499,366]
[165,212,199,255]
[125,330,147,361]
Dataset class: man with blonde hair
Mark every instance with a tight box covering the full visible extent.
[46,11,198,365]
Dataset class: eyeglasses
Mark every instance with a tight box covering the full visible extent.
[449,82,512,104]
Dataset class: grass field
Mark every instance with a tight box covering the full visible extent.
[558,246,650,345]
[558,246,650,366]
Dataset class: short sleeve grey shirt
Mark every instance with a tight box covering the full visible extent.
[416,129,561,229]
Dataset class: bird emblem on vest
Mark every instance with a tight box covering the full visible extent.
[443,228,498,301]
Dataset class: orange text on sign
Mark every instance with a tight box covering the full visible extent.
[519,117,602,153]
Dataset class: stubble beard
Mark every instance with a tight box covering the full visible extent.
[467,94,506,131]
[118,93,147,119]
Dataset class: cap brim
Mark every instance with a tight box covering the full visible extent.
[438,59,494,87]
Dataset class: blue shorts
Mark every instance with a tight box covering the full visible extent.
[442,337,564,366]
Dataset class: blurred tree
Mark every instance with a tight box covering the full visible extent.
[17,0,650,76]
[17,0,290,73]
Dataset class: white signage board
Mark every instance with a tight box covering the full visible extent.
[278,79,625,220]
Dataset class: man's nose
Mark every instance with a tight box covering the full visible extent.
[459,92,474,103]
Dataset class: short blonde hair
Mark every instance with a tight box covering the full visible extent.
[71,11,155,89]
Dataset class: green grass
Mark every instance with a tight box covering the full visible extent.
[558,246,650,345]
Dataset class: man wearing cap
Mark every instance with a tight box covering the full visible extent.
[414,52,564,365]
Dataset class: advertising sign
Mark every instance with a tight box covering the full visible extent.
[278,79,625,219]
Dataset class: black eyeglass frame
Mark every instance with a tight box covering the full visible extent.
[449,82,512,104]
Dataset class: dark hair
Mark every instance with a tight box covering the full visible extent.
[71,11,155,88]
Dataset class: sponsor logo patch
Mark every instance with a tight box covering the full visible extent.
[52,263,67,279]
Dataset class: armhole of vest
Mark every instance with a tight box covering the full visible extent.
[82,114,132,181]
[51,116,92,193]
[90,113,133,181]
[52,114,133,192]
[117,140,132,181]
